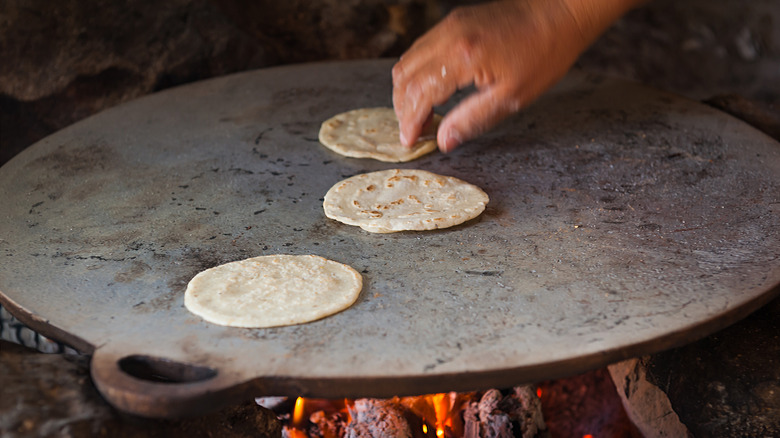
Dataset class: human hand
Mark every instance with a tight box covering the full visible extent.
[392,0,643,152]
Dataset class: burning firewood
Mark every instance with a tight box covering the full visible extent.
[463,387,547,438]
[279,385,547,438]
[345,398,413,438]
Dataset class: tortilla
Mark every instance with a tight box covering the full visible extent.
[184,254,362,328]
[318,107,441,162]
[323,169,489,233]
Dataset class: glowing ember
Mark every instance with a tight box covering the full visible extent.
[287,428,307,438]
[267,370,635,436]
[276,386,552,437]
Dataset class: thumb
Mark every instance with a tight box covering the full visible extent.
[437,85,523,153]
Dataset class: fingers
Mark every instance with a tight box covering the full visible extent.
[438,85,524,153]
[392,15,477,147]
[393,60,451,147]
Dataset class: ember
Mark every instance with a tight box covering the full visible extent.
[260,368,639,437]
[269,387,545,438]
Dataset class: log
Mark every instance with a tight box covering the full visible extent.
[345,398,413,438]
[463,387,547,438]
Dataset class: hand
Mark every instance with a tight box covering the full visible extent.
[392,0,643,152]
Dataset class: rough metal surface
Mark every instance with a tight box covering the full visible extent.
[0,60,779,418]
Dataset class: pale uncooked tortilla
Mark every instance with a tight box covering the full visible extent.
[318,107,441,162]
[184,254,362,328]
[323,169,489,233]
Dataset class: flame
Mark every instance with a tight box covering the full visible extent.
[292,397,306,426]
[343,398,353,424]
[583,435,594,438]
[537,387,543,398]
[287,397,308,438]
[287,393,469,436]
[287,428,307,438]
[401,392,472,437]
[431,393,449,435]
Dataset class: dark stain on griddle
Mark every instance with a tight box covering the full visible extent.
[254,127,273,144]
[114,260,152,283]
[133,246,245,314]
[228,166,254,175]
[271,86,347,106]
[28,201,44,214]
[303,221,342,244]
[463,270,504,277]
[26,142,114,178]
[271,87,321,104]
[637,223,662,232]
[281,121,318,136]
[164,247,244,296]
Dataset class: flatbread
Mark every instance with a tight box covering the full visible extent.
[323,169,489,233]
[184,254,362,328]
[318,107,441,162]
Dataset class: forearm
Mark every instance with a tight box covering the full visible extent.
[392,0,649,152]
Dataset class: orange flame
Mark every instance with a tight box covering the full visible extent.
[287,393,470,436]
[400,392,472,437]
[431,393,449,435]
[292,397,305,426]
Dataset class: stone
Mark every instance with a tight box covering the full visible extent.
[608,296,780,438]
[645,297,780,438]
[0,340,282,437]
[607,358,690,438]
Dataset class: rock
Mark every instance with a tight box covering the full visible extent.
[0,340,283,437]
[609,296,780,438]
[0,0,267,164]
[607,358,690,438]
[644,297,780,438]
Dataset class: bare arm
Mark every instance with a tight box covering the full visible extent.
[392,0,647,152]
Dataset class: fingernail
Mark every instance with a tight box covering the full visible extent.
[400,130,409,147]
[442,128,462,153]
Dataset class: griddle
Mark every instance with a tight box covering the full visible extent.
[1,59,778,418]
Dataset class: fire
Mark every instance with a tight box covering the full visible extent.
[283,392,467,437]
[292,397,305,426]
[286,397,307,438]
[430,393,451,436]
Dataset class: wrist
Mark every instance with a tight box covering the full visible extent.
[558,0,646,45]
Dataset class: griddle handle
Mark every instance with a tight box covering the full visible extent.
[90,347,238,418]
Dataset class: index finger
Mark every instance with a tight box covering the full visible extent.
[392,52,473,147]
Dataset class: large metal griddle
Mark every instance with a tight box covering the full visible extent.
[1,59,779,418]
